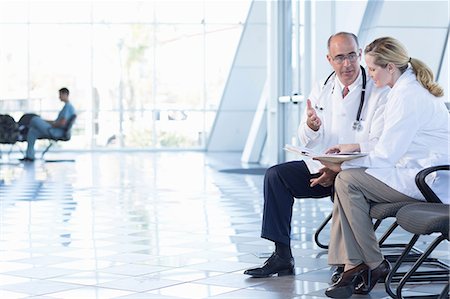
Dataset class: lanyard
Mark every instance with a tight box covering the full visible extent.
[323,66,366,131]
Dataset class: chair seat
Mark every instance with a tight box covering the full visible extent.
[369,201,416,220]
[51,135,70,142]
[397,203,449,237]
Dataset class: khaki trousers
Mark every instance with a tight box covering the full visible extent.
[328,168,418,266]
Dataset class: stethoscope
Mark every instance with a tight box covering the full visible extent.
[318,65,366,131]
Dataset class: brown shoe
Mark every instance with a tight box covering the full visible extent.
[325,263,369,298]
[354,259,391,295]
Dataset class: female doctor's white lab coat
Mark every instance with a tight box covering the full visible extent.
[298,70,389,173]
[343,68,450,202]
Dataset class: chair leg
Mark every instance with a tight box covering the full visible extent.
[379,221,399,246]
[373,219,383,231]
[377,221,416,263]
[385,234,420,299]
[314,212,332,249]
[438,283,449,299]
[396,235,449,299]
[41,141,55,159]
[314,214,391,250]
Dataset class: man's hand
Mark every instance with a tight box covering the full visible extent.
[51,119,67,128]
[310,167,338,187]
[306,99,321,131]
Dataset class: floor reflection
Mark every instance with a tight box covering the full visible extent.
[0,152,447,298]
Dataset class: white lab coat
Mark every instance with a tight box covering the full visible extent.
[298,69,389,173]
[343,68,450,202]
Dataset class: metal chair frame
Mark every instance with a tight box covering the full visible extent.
[385,165,450,299]
[39,114,77,160]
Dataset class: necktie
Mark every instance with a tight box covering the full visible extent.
[342,86,349,98]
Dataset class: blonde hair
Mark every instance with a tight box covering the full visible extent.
[364,37,443,97]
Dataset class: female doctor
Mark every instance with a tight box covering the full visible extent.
[315,37,450,298]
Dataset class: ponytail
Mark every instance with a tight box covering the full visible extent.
[365,37,444,97]
[409,57,444,97]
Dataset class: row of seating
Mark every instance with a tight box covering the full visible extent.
[316,165,449,298]
[0,114,76,160]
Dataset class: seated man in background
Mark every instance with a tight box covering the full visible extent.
[20,87,76,162]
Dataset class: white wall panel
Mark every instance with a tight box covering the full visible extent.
[377,1,448,27]
[217,68,266,110]
[366,28,447,74]
[207,1,267,151]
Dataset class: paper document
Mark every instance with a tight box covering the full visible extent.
[284,144,367,163]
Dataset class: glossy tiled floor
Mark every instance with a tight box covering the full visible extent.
[0,152,448,299]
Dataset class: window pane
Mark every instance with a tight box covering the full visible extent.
[29,24,92,149]
[93,24,155,147]
[0,25,28,102]
[205,24,243,109]
[0,0,251,150]
[0,1,28,23]
[155,110,204,148]
[93,1,155,23]
[155,25,203,108]
[155,1,204,24]
[29,1,92,23]
[205,1,252,24]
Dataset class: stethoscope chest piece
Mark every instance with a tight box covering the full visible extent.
[323,66,367,132]
[352,120,362,131]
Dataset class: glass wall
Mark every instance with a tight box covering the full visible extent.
[0,0,251,150]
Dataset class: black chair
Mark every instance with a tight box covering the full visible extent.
[385,165,450,299]
[0,114,20,159]
[39,114,77,160]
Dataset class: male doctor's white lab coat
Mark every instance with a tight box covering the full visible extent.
[298,69,389,173]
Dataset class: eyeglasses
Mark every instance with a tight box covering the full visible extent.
[332,53,360,64]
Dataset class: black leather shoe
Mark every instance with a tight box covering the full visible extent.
[330,266,344,284]
[325,263,369,298]
[244,252,294,278]
[19,157,35,162]
[354,259,391,295]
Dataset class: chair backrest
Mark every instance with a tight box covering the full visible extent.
[61,114,77,140]
[0,114,19,144]
[415,165,449,203]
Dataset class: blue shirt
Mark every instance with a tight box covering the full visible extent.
[56,102,76,123]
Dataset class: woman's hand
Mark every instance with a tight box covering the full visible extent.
[325,143,361,154]
[313,159,343,173]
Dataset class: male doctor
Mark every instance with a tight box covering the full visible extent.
[244,32,389,278]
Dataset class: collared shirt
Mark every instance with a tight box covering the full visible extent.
[336,74,360,99]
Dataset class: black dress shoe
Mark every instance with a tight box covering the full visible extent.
[330,265,344,284]
[325,263,369,298]
[354,259,391,295]
[244,252,294,278]
[19,157,35,162]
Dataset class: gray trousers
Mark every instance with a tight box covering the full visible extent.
[328,168,418,266]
